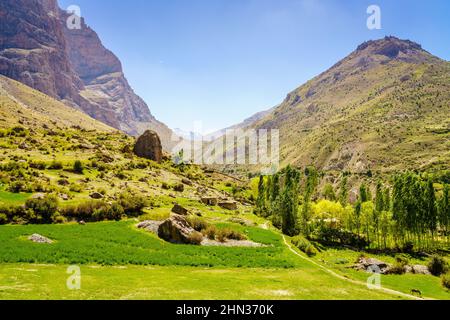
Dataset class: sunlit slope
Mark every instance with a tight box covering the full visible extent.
[0,75,115,132]
[252,37,450,173]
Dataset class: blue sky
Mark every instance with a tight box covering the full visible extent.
[59,0,450,133]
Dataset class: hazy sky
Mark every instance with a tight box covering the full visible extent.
[58,0,450,133]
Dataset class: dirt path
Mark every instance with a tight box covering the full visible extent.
[282,236,432,300]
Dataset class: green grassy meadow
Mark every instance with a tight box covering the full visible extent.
[0,220,449,300]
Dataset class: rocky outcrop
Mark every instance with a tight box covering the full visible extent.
[158,214,202,245]
[171,204,189,215]
[28,234,53,244]
[218,201,238,210]
[133,130,163,163]
[0,0,175,149]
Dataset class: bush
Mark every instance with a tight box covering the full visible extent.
[173,183,184,192]
[442,273,450,290]
[428,255,449,276]
[187,216,208,232]
[188,231,203,245]
[73,160,84,174]
[291,235,318,257]
[25,195,59,224]
[0,213,7,225]
[8,181,26,193]
[203,225,218,240]
[216,228,246,242]
[389,256,409,275]
[118,193,147,216]
[48,160,63,170]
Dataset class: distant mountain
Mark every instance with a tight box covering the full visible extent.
[247,37,450,173]
[0,0,175,149]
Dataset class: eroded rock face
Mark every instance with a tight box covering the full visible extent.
[158,214,202,245]
[0,0,175,149]
[133,130,163,163]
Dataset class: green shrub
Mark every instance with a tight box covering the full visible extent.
[442,273,450,289]
[187,231,203,245]
[291,235,318,257]
[216,228,247,242]
[48,160,63,170]
[25,195,59,224]
[69,184,84,193]
[173,183,184,192]
[428,255,449,276]
[8,181,26,193]
[0,213,7,225]
[73,160,84,174]
[389,256,409,275]
[187,216,208,232]
[203,225,217,240]
[118,193,147,216]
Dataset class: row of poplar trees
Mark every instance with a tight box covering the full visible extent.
[255,167,450,250]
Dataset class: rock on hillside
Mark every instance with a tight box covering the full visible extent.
[158,214,202,245]
[134,130,163,163]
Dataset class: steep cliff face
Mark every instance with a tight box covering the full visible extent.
[0,0,175,149]
[0,0,84,103]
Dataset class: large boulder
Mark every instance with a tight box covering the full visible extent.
[133,130,163,163]
[158,214,202,245]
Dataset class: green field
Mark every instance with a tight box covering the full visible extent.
[0,221,296,268]
[0,220,449,300]
[0,264,403,300]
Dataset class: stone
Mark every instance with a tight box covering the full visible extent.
[137,220,162,234]
[60,193,69,201]
[90,192,104,199]
[201,197,218,206]
[219,201,238,210]
[353,256,390,274]
[28,234,53,244]
[172,204,189,215]
[181,178,193,186]
[411,265,431,275]
[133,130,163,163]
[32,193,46,199]
[158,214,202,245]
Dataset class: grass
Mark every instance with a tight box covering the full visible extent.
[0,264,405,300]
[313,247,450,300]
[0,187,32,205]
[0,220,297,268]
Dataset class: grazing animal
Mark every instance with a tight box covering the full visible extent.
[410,289,422,297]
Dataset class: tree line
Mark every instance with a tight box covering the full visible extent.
[255,167,450,251]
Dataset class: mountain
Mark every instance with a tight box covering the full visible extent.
[246,37,450,173]
[0,0,174,149]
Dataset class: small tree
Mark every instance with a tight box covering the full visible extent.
[73,160,84,174]
[322,183,336,201]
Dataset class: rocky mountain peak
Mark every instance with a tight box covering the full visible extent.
[355,36,426,59]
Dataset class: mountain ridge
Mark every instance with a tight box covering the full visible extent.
[222,36,450,173]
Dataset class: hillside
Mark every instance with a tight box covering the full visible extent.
[0,75,114,132]
[0,0,174,149]
[246,37,450,174]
